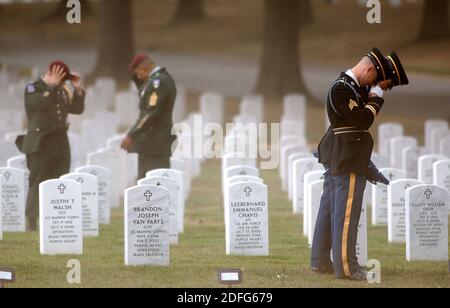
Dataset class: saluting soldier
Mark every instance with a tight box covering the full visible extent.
[311,48,409,280]
[16,62,85,231]
[121,54,177,179]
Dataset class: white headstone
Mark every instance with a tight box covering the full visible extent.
[378,123,403,158]
[430,127,449,155]
[418,155,447,184]
[433,159,450,210]
[87,148,126,208]
[7,155,28,173]
[288,153,313,201]
[39,179,83,255]
[303,170,326,238]
[292,158,323,215]
[76,166,111,225]
[390,136,417,169]
[388,179,423,243]
[371,168,407,225]
[240,95,264,123]
[406,185,448,261]
[138,177,179,246]
[124,185,170,266]
[171,157,191,202]
[226,182,269,256]
[0,168,26,232]
[227,175,264,186]
[402,147,420,179]
[145,169,184,233]
[200,92,224,124]
[281,145,309,192]
[224,165,259,191]
[60,173,99,238]
[283,94,306,123]
[0,140,20,167]
[307,179,324,246]
[425,120,448,152]
[440,137,450,157]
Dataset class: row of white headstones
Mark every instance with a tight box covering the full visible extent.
[283,119,450,263]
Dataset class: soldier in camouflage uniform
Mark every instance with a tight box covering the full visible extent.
[121,54,177,179]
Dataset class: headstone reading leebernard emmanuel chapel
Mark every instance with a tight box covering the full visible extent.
[226,182,269,256]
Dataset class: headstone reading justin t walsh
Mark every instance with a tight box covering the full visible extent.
[39,180,83,255]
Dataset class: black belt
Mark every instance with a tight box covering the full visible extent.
[333,127,369,135]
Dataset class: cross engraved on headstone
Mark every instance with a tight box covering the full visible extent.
[3,171,11,181]
[244,186,252,197]
[424,189,433,200]
[58,184,67,194]
[144,190,152,201]
[76,178,84,184]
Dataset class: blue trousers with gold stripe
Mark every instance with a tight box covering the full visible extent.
[331,173,366,278]
[311,172,366,278]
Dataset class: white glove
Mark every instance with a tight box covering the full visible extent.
[370,85,384,98]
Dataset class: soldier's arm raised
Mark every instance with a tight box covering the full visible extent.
[333,85,384,129]
[68,89,85,115]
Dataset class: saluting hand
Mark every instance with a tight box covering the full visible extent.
[43,65,66,87]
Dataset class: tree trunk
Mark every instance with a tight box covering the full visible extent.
[419,0,449,40]
[88,0,134,90]
[255,0,308,99]
[299,0,314,26]
[173,0,205,23]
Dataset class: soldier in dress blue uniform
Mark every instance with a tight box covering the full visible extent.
[311,48,409,280]
[121,54,177,179]
[16,62,85,231]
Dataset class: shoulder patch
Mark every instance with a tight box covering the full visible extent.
[153,79,161,89]
[349,99,358,111]
[26,84,36,93]
[149,92,158,107]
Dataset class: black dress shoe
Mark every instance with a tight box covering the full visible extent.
[312,264,334,275]
[347,270,368,281]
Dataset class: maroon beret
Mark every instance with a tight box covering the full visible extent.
[129,54,150,70]
[49,61,77,81]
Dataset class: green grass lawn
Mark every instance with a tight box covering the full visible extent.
[0,159,448,288]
